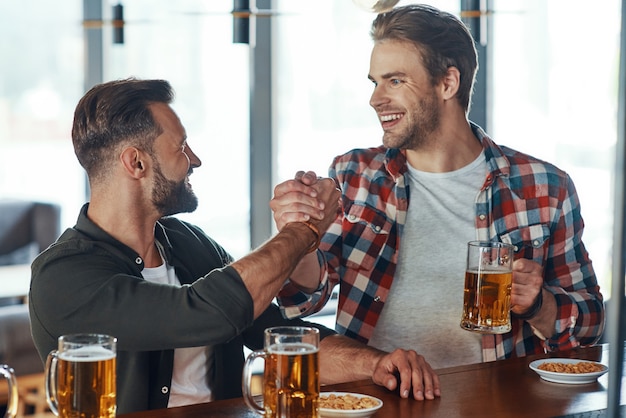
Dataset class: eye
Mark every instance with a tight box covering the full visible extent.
[390,78,403,88]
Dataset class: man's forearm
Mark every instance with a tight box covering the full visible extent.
[231,222,319,318]
[319,335,384,384]
[286,252,323,293]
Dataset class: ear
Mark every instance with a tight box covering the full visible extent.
[119,146,149,179]
[440,66,461,101]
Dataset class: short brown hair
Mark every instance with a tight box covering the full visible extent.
[371,4,478,112]
[71,78,174,181]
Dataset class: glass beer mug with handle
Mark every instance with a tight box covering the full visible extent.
[45,334,117,418]
[242,326,320,418]
[460,241,515,334]
[0,364,18,418]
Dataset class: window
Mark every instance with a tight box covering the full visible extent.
[0,1,619,295]
[490,0,619,297]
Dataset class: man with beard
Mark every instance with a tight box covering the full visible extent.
[271,4,604,372]
[28,78,440,414]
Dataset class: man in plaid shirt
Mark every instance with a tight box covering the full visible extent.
[271,3,604,397]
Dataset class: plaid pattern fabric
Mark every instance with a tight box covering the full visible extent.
[278,124,604,361]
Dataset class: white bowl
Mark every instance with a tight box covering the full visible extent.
[529,358,608,384]
[319,392,383,418]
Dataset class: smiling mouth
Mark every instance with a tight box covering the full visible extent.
[380,113,404,122]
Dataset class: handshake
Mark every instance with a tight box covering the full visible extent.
[270,171,341,237]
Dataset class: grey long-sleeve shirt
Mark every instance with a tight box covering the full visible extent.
[29,203,334,414]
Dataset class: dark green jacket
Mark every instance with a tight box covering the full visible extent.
[29,204,334,414]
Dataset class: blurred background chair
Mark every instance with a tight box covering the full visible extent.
[0,199,60,417]
[0,199,60,307]
[0,200,61,266]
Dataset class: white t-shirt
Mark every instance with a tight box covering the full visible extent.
[142,256,215,407]
[368,151,487,369]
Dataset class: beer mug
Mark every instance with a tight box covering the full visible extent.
[242,326,320,418]
[45,334,117,418]
[0,364,18,418]
[460,241,514,334]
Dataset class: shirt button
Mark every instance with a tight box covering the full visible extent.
[373,296,381,302]
[348,214,357,221]
[478,214,486,221]
[533,239,540,247]
[373,225,381,233]
[135,257,142,264]
[161,386,169,394]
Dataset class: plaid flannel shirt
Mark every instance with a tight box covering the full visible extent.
[278,124,604,361]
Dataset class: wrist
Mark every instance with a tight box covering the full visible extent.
[512,289,544,321]
[285,221,321,254]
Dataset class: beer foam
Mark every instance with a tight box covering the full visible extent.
[468,267,511,274]
[59,346,115,362]
[268,343,319,355]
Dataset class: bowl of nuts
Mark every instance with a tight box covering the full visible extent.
[529,358,608,384]
[319,392,383,418]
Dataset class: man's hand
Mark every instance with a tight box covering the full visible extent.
[270,171,340,232]
[319,336,441,401]
[510,258,543,315]
[510,258,557,337]
[371,348,441,401]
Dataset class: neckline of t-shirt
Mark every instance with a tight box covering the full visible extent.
[407,150,486,180]
[142,241,167,277]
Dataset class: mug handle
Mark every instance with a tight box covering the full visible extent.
[44,351,60,416]
[242,350,266,415]
[0,365,18,418]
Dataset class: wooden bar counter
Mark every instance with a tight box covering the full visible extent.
[118,344,621,418]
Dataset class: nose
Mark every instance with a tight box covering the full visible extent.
[369,85,388,109]
[185,144,202,168]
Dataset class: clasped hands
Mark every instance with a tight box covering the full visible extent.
[270,171,341,233]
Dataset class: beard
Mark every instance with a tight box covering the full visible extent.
[151,161,198,217]
[382,92,440,150]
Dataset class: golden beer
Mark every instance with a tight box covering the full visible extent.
[263,343,319,418]
[46,335,117,418]
[56,348,116,418]
[461,269,512,333]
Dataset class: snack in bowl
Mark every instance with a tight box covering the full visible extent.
[529,358,608,385]
[320,393,380,410]
[537,361,604,374]
[319,392,383,418]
